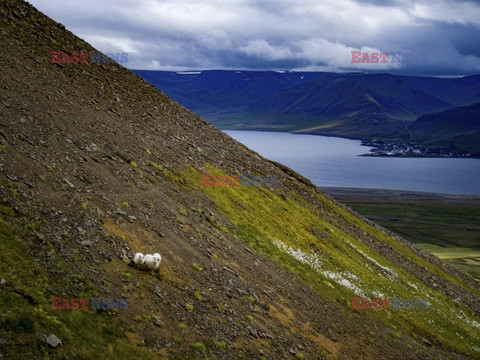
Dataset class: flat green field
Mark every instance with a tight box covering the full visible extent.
[322,187,480,279]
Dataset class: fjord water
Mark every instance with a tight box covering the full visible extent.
[224,130,480,195]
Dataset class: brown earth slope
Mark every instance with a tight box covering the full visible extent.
[0,1,479,359]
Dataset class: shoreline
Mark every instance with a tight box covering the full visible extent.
[222,128,480,159]
[320,186,480,204]
[359,153,478,159]
[321,186,480,280]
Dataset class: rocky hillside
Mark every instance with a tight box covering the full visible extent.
[1,0,480,359]
[410,102,480,156]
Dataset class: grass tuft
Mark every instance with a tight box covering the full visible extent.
[215,341,226,349]
[191,342,205,352]
[193,264,203,272]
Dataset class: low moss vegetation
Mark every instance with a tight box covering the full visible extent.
[194,291,203,302]
[192,264,203,272]
[179,164,480,358]
[191,342,205,352]
[215,341,226,349]
[341,198,480,279]
[0,204,155,359]
[2,152,478,358]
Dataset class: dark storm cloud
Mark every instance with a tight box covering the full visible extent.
[28,0,480,76]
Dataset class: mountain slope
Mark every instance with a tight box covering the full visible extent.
[134,70,480,141]
[403,75,480,107]
[410,102,480,156]
[1,1,480,359]
[238,73,443,137]
[133,70,322,116]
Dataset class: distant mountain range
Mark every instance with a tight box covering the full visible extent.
[133,70,480,155]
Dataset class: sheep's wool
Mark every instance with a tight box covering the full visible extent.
[143,254,154,268]
[152,253,162,269]
[133,252,144,264]
[133,252,161,270]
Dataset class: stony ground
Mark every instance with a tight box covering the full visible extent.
[0,1,479,359]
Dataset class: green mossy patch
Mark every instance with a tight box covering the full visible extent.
[179,164,480,358]
[0,206,155,359]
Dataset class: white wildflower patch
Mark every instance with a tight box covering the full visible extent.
[457,310,480,329]
[322,271,367,297]
[272,240,366,297]
[408,282,419,292]
[272,240,322,271]
[364,263,374,272]
[356,248,398,279]
[345,240,392,279]
[371,290,386,298]
[342,271,360,282]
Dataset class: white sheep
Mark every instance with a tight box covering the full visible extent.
[143,254,155,269]
[131,252,162,271]
[152,253,162,269]
[133,252,144,265]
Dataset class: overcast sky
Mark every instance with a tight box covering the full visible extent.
[29,0,480,76]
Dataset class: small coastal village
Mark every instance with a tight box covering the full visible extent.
[362,140,473,158]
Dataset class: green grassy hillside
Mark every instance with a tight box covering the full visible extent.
[323,188,480,280]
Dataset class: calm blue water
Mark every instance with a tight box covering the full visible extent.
[224,130,480,195]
